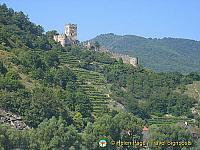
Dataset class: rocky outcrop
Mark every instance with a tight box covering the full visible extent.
[0,109,29,130]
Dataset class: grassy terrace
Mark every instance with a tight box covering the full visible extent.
[73,68,111,115]
[58,51,112,115]
[58,51,80,66]
[147,116,195,126]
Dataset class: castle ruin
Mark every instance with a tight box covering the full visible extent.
[54,24,138,66]
[54,23,77,46]
[110,52,138,66]
[82,41,138,66]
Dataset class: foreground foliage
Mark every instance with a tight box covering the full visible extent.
[0,4,200,150]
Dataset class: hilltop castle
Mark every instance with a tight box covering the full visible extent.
[54,24,138,66]
[54,23,77,46]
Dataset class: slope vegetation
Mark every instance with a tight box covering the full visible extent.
[91,33,200,73]
[1,4,200,149]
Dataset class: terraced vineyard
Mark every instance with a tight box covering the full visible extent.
[58,51,80,66]
[2,49,112,116]
[58,51,112,115]
[147,116,195,126]
[74,68,111,115]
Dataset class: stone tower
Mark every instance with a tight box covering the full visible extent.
[53,23,77,47]
[64,23,77,43]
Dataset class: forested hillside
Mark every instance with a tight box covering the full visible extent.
[1,4,200,149]
[91,33,200,73]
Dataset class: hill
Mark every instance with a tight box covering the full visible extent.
[91,33,200,73]
[1,3,200,149]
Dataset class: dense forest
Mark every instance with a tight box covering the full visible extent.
[1,4,200,150]
[91,33,200,73]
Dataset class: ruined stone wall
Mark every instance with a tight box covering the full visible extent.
[53,34,66,47]
[54,23,77,47]
[82,41,92,49]
[81,41,138,66]
[110,52,138,66]
[54,24,138,66]
[129,57,138,66]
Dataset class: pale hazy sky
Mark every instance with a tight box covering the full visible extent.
[1,0,200,41]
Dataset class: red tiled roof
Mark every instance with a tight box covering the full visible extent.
[143,126,149,131]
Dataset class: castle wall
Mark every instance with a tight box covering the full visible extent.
[129,57,138,66]
[110,52,138,66]
[54,24,138,66]
[54,23,77,47]
[53,34,66,47]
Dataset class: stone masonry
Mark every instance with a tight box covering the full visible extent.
[82,41,138,66]
[54,23,77,46]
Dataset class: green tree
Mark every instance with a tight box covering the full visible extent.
[24,87,70,127]
[73,112,84,131]
[46,51,60,68]
[29,116,80,150]
[0,61,7,75]
[75,91,92,117]
[148,124,194,150]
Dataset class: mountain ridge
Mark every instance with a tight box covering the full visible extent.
[90,33,200,73]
